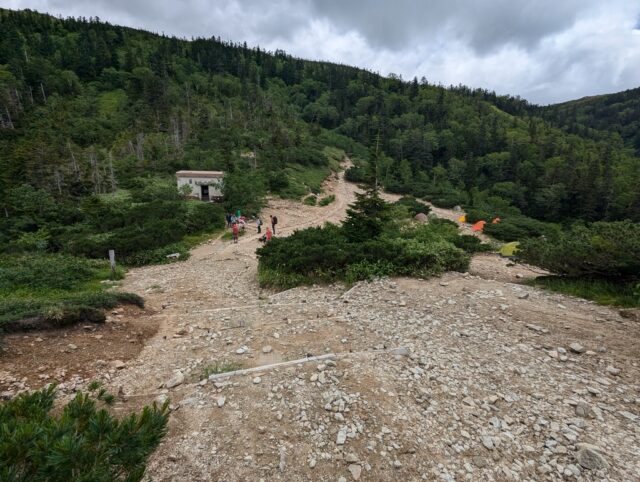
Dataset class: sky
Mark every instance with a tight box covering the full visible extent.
[5,0,640,104]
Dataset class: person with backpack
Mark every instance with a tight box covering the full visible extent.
[270,214,278,235]
[232,222,239,244]
[256,217,263,234]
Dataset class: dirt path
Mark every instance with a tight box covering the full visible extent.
[2,167,638,481]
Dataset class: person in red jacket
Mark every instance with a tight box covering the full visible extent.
[232,222,239,244]
[265,226,272,242]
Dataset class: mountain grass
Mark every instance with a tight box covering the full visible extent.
[0,254,143,329]
[527,277,640,308]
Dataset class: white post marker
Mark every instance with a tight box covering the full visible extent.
[108,249,116,277]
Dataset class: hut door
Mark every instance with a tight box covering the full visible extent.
[200,185,209,200]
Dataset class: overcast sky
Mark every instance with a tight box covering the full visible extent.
[6,0,640,104]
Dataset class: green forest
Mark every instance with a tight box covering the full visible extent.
[538,87,640,156]
[0,7,639,319]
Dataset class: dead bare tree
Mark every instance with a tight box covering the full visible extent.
[107,152,117,191]
[89,150,102,194]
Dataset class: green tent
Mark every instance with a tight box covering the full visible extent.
[500,241,520,257]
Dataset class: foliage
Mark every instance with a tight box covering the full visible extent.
[303,195,317,206]
[483,216,561,241]
[539,86,640,155]
[223,169,266,215]
[318,195,336,206]
[201,361,243,379]
[342,189,392,242]
[518,221,640,279]
[121,242,190,267]
[257,193,471,288]
[0,254,142,327]
[0,384,168,481]
[394,196,431,216]
[345,166,369,184]
[527,277,640,308]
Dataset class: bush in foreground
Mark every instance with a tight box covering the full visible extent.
[0,384,168,481]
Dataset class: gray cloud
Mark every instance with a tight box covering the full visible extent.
[6,0,640,103]
[308,0,585,54]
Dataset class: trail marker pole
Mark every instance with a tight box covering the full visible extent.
[109,250,116,278]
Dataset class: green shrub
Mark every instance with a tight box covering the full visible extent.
[345,166,369,183]
[184,202,225,233]
[201,361,243,379]
[0,254,143,328]
[519,221,640,279]
[0,254,97,292]
[425,189,468,209]
[122,242,190,266]
[483,216,561,241]
[395,196,431,217]
[465,208,492,224]
[345,260,395,284]
[453,235,493,253]
[528,277,640,308]
[257,192,471,289]
[318,195,335,206]
[0,384,168,481]
[303,195,317,206]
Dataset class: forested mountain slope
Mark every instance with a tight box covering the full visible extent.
[1,6,639,237]
[538,87,640,156]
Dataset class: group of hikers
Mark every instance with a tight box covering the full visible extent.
[225,211,278,244]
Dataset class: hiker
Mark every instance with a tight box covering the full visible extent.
[265,226,272,242]
[230,214,237,225]
[232,222,239,244]
[225,212,232,228]
[236,209,241,219]
[270,214,278,235]
[256,217,263,233]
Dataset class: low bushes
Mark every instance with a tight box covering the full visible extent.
[319,195,336,206]
[394,196,431,216]
[257,225,471,289]
[482,216,561,241]
[257,191,474,289]
[345,166,369,183]
[527,277,640,308]
[1,181,226,268]
[0,254,143,328]
[0,384,168,481]
[518,221,640,279]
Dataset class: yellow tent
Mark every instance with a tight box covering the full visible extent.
[458,215,466,223]
[500,241,520,257]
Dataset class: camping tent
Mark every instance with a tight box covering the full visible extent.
[414,212,428,222]
[500,241,520,257]
[458,215,466,223]
[471,220,486,232]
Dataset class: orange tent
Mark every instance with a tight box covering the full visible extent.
[491,217,501,224]
[471,220,486,232]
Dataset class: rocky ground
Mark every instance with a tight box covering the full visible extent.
[1,166,638,481]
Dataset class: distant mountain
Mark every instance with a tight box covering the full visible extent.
[539,87,640,155]
[1,6,639,229]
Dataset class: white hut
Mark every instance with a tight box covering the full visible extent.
[176,170,224,201]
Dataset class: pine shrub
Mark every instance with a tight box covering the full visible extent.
[0,384,169,481]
